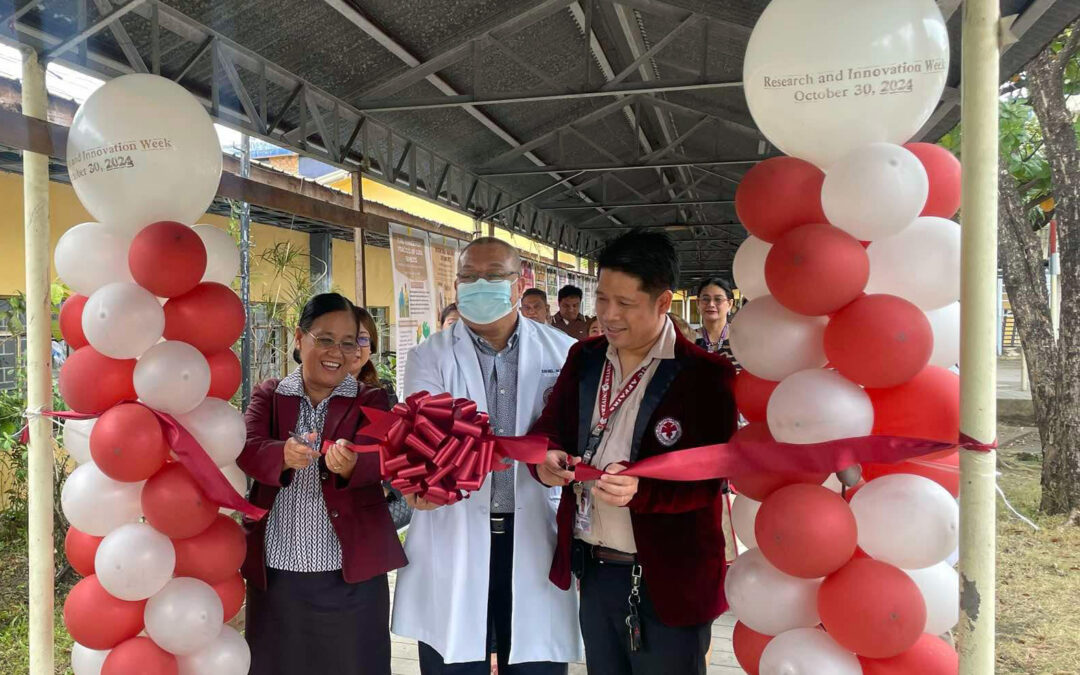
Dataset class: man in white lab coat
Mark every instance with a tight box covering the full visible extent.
[391,237,582,674]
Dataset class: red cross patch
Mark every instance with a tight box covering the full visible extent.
[655,417,682,447]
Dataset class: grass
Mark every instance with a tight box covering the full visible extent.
[0,538,73,674]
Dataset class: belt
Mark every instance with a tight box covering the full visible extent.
[491,514,513,535]
[584,542,637,565]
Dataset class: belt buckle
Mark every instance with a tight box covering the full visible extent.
[491,516,507,535]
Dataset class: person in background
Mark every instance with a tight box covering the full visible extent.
[695,277,740,370]
[668,313,696,343]
[240,292,406,675]
[440,303,461,331]
[551,285,590,341]
[531,230,738,675]
[586,317,602,339]
[348,306,397,406]
[520,288,551,325]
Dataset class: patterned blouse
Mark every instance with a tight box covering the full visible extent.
[263,368,357,573]
[696,325,740,371]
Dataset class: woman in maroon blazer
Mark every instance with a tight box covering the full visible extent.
[239,292,406,675]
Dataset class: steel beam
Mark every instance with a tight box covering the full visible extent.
[604,13,699,88]
[91,0,147,72]
[539,198,733,210]
[43,0,146,62]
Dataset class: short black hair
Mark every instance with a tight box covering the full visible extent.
[596,229,678,296]
[522,288,548,302]
[293,292,358,364]
[557,285,583,302]
[696,277,733,300]
[439,303,459,325]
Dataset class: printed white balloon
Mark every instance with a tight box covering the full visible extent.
[851,474,959,568]
[743,0,949,168]
[866,217,961,310]
[71,642,110,675]
[729,296,827,381]
[731,495,761,549]
[926,302,961,368]
[95,523,176,601]
[178,626,251,675]
[176,398,246,467]
[732,236,772,300]
[904,561,959,635]
[63,418,96,465]
[134,341,211,415]
[758,628,862,675]
[768,369,874,444]
[61,462,143,536]
[67,74,223,233]
[54,222,134,296]
[821,143,929,241]
[723,548,821,635]
[193,225,241,286]
[82,282,165,359]
[144,577,224,656]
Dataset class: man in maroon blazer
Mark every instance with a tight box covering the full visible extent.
[530,229,738,675]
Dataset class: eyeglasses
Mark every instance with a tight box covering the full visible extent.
[357,336,372,348]
[456,271,519,284]
[698,295,731,306]
[305,332,361,355]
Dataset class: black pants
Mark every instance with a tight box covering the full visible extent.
[418,515,567,675]
[578,554,711,675]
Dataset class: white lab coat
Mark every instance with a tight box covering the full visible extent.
[391,317,583,665]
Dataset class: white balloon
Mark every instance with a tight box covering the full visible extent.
[851,474,959,569]
[758,627,862,675]
[63,418,96,465]
[217,463,249,515]
[904,561,959,635]
[733,236,772,300]
[95,523,175,601]
[731,495,761,549]
[768,369,874,444]
[821,143,929,241]
[144,578,224,656]
[729,296,827,381]
[176,398,246,467]
[723,548,821,635]
[823,473,844,493]
[82,282,165,359]
[743,0,949,168]
[54,223,134,296]
[71,642,110,675]
[193,225,240,286]
[134,341,211,415]
[61,462,143,536]
[67,74,223,233]
[178,626,251,675]
[926,302,961,368]
[866,217,961,310]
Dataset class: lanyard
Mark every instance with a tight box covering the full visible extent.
[701,324,728,352]
[596,359,650,435]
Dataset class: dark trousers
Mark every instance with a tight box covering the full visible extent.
[578,554,711,675]
[418,515,567,675]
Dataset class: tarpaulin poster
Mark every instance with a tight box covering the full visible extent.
[518,260,536,294]
[390,223,437,394]
[428,235,460,324]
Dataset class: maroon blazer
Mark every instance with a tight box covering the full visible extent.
[529,331,738,627]
[238,378,407,590]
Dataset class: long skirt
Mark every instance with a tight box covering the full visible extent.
[246,568,391,675]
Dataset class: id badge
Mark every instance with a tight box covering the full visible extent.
[574,482,593,535]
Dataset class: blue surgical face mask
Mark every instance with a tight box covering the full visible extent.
[456,279,515,325]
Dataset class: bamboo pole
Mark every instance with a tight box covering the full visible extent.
[21,47,54,675]
[958,0,999,672]
[239,134,253,410]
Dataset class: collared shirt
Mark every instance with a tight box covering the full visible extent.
[551,311,591,341]
[577,318,678,554]
[463,321,520,514]
[264,368,357,572]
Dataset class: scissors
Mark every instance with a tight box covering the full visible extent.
[290,431,324,455]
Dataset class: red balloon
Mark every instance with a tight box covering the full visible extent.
[863,452,960,498]
[63,575,146,649]
[859,633,958,675]
[103,636,178,675]
[64,527,102,577]
[58,347,137,414]
[90,404,170,482]
[734,371,779,423]
[736,157,828,243]
[729,424,829,500]
[868,367,959,444]
[142,463,218,539]
[163,283,245,353]
[904,143,962,219]
[756,484,857,578]
[733,621,773,675]
[818,558,927,658]
[206,349,242,400]
[173,514,246,584]
[824,295,933,388]
[59,294,89,349]
[128,221,206,298]
[765,223,869,316]
[213,572,246,622]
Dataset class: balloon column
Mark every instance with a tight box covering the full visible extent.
[56,74,250,675]
[726,1,963,673]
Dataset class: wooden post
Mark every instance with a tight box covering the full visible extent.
[352,172,367,306]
